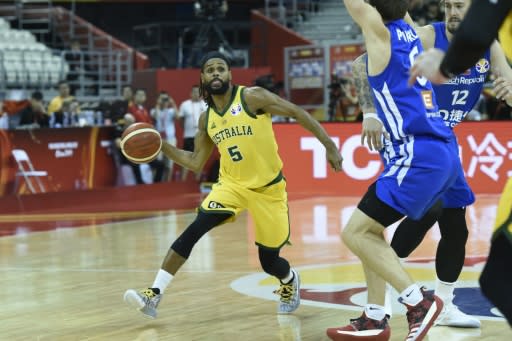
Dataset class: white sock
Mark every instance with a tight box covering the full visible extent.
[435,279,455,304]
[399,284,423,306]
[384,283,393,318]
[281,269,294,284]
[151,269,174,294]
[365,304,386,321]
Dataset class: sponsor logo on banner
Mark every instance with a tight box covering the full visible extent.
[48,141,78,158]
[273,122,512,195]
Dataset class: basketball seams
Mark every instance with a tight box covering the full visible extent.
[120,126,162,164]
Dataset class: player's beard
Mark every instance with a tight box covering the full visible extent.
[206,78,229,95]
[446,18,460,34]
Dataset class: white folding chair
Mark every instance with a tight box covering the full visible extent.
[12,149,48,194]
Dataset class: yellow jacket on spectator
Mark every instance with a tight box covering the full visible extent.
[48,95,74,114]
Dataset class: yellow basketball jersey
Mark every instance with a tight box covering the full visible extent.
[493,177,512,242]
[205,85,283,188]
[499,11,512,62]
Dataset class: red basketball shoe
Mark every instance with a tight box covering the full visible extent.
[326,312,391,341]
[401,289,443,341]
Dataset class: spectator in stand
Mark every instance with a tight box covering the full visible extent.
[327,76,360,122]
[338,78,360,122]
[409,0,427,25]
[423,0,443,23]
[178,85,207,181]
[151,91,179,181]
[126,88,165,184]
[108,85,133,125]
[49,99,79,128]
[17,91,49,129]
[127,88,152,124]
[48,81,75,115]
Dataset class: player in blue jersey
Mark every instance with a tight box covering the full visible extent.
[408,0,512,326]
[351,0,512,330]
[326,2,461,341]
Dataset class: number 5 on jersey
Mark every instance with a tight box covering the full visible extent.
[228,145,243,162]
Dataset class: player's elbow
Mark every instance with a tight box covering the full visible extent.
[189,155,205,173]
[190,164,202,174]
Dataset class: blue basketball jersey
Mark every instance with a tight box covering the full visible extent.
[368,20,451,145]
[366,20,459,220]
[432,22,491,128]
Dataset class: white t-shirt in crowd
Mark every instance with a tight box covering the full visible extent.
[151,107,177,142]
[178,99,207,138]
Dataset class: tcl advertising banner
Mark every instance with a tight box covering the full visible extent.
[0,127,117,196]
[274,122,512,196]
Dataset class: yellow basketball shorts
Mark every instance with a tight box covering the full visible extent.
[199,179,290,249]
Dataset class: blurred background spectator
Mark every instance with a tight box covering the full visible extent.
[178,85,207,181]
[151,91,179,181]
[16,91,49,129]
[48,81,76,115]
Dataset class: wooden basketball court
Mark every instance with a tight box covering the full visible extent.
[0,193,509,340]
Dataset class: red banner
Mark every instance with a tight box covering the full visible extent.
[274,122,512,195]
[0,127,117,196]
[1,122,510,197]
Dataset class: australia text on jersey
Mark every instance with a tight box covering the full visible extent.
[211,125,254,145]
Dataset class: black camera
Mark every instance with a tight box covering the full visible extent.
[194,0,227,19]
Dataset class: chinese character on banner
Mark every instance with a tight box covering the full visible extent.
[467,133,508,181]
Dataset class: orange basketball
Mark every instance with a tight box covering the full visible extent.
[120,122,162,164]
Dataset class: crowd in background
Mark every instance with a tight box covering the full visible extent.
[1,0,511,185]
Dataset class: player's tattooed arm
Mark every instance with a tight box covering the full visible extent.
[352,53,376,114]
[352,53,389,151]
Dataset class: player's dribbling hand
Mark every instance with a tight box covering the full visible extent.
[326,146,343,172]
[361,117,389,151]
[493,76,512,106]
[408,48,448,86]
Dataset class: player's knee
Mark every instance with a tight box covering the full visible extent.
[258,247,289,278]
[439,208,468,243]
[391,240,412,258]
[171,212,230,258]
[341,226,355,250]
[342,221,369,252]
[171,223,204,258]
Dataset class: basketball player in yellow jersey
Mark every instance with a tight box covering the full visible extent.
[479,177,512,326]
[124,51,343,319]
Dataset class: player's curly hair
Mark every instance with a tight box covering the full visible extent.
[199,51,231,107]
